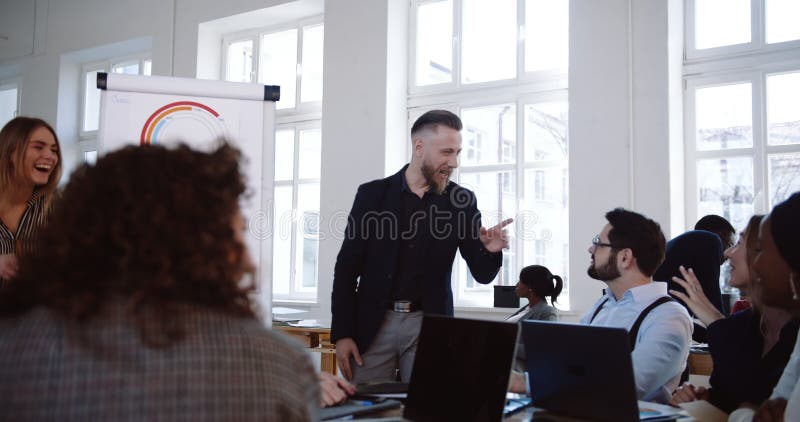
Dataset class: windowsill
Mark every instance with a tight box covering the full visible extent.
[454,305,578,317]
[272,300,319,308]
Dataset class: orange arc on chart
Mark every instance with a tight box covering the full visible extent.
[139,101,221,145]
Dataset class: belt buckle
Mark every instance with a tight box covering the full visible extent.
[393,300,412,313]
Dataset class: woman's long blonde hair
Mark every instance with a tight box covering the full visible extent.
[0,117,63,201]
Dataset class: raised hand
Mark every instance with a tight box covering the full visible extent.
[669,265,725,327]
[480,218,513,253]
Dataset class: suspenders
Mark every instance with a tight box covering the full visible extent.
[588,296,676,351]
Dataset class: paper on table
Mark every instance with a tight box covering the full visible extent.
[679,400,728,422]
[289,319,321,328]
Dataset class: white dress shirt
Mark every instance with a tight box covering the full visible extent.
[580,282,693,404]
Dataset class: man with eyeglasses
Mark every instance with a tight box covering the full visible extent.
[580,208,692,404]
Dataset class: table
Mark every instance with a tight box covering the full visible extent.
[274,325,338,375]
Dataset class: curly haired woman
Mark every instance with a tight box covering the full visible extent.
[0,143,318,420]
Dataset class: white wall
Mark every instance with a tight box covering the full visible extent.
[0,0,683,322]
[567,0,682,318]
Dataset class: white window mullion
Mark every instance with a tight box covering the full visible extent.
[289,129,301,297]
[753,0,765,49]
[453,0,463,89]
[516,0,525,81]
[753,71,768,214]
[295,27,303,110]
[514,96,525,285]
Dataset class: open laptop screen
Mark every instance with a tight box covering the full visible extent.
[403,315,519,422]
[522,321,640,422]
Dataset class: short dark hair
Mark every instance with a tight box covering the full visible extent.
[695,215,735,239]
[605,208,666,277]
[410,110,462,137]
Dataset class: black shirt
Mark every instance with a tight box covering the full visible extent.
[391,172,440,303]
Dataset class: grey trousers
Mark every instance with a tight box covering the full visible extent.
[351,310,423,384]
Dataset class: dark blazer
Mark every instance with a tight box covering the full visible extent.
[706,309,799,412]
[331,165,502,351]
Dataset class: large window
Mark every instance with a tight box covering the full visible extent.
[684,0,800,230]
[223,19,324,301]
[0,81,19,128]
[81,54,152,163]
[410,0,569,308]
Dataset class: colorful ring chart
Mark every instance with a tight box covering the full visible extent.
[139,101,228,145]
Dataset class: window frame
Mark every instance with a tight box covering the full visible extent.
[408,0,569,309]
[408,0,568,98]
[272,120,322,301]
[79,52,152,161]
[685,0,800,61]
[0,78,21,125]
[221,16,324,118]
[221,17,325,302]
[683,0,800,226]
[684,63,800,224]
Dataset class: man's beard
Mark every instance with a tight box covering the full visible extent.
[587,252,621,281]
[421,160,449,195]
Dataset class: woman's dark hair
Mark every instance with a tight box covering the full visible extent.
[519,265,563,305]
[0,143,254,347]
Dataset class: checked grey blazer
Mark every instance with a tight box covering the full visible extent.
[0,302,319,421]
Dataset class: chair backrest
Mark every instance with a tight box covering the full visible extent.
[654,230,724,319]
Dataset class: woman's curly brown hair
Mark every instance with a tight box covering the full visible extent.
[0,143,255,346]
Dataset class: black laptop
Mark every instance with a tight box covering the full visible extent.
[403,315,520,422]
[521,320,641,422]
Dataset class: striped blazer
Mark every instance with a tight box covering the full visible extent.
[0,190,50,287]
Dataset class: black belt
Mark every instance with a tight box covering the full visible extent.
[387,300,421,313]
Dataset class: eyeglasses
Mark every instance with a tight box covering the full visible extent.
[592,235,618,249]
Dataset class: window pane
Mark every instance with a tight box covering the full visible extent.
[298,128,321,179]
[272,185,293,296]
[416,0,453,86]
[767,72,800,146]
[769,153,800,207]
[226,40,253,83]
[766,0,800,44]
[524,101,568,162]
[695,83,752,151]
[697,157,754,230]
[259,29,298,110]
[0,87,18,127]
[461,104,516,166]
[84,150,98,164]
[143,59,152,76]
[524,0,568,72]
[462,0,516,84]
[112,62,139,75]
[695,0,750,49]
[460,171,517,265]
[295,183,320,291]
[522,166,569,308]
[275,129,294,181]
[301,24,324,103]
[83,69,102,132]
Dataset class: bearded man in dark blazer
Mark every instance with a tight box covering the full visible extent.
[332,110,512,384]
